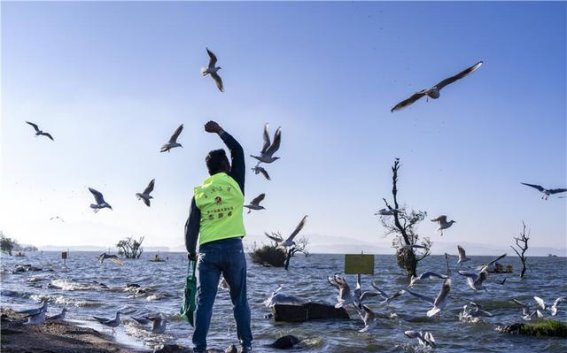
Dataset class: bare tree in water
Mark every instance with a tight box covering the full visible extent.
[511,221,530,278]
[116,236,144,259]
[378,159,431,277]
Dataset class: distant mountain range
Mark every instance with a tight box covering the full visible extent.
[39,234,565,257]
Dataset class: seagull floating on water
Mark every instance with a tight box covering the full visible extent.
[243,193,266,214]
[251,165,271,180]
[201,48,224,92]
[430,215,455,236]
[89,188,112,212]
[93,311,121,329]
[136,179,155,207]
[47,308,67,322]
[251,123,281,165]
[25,121,54,141]
[406,278,451,317]
[521,183,567,200]
[391,61,483,112]
[160,124,183,152]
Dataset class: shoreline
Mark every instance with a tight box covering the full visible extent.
[1,308,151,353]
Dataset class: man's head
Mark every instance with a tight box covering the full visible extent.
[206,149,230,175]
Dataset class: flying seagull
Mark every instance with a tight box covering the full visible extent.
[201,48,223,92]
[243,193,266,213]
[391,61,483,112]
[534,296,565,316]
[25,121,54,141]
[160,124,183,152]
[370,280,406,305]
[279,215,308,247]
[136,179,155,207]
[251,165,271,180]
[88,188,112,212]
[408,271,448,288]
[458,253,507,291]
[328,274,355,309]
[357,304,378,332]
[374,208,399,216]
[97,252,124,266]
[431,215,455,236]
[521,183,567,200]
[512,299,544,321]
[352,274,380,309]
[406,278,451,317]
[251,123,281,165]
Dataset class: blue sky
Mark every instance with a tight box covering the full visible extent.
[1,1,565,255]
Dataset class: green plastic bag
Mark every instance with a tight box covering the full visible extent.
[180,260,197,326]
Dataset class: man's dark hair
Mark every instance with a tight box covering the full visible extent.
[206,149,230,175]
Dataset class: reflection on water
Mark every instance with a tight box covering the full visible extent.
[1,252,566,352]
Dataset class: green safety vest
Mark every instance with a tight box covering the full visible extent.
[194,172,246,245]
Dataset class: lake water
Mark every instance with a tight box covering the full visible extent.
[1,251,566,352]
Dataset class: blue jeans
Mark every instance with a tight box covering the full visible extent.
[192,237,252,352]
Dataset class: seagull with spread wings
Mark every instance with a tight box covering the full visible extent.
[251,165,271,180]
[89,188,112,212]
[201,48,223,92]
[406,278,451,317]
[458,253,507,291]
[521,183,567,200]
[251,123,281,165]
[160,124,183,152]
[136,179,155,207]
[243,193,266,213]
[391,61,483,112]
[279,215,308,247]
[25,121,54,141]
[431,215,456,236]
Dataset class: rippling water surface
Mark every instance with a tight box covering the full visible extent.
[1,251,566,352]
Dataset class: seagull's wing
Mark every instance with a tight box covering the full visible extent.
[431,215,447,223]
[548,188,567,194]
[512,299,529,308]
[457,245,467,259]
[391,91,427,112]
[143,179,155,195]
[264,232,282,242]
[458,270,478,279]
[533,296,546,310]
[405,288,434,305]
[265,127,282,156]
[42,132,55,141]
[370,280,390,299]
[89,188,105,204]
[433,278,451,307]
[169,124,184,143]
[360,291,380,302]
[481,253,507,271]
[25,121,40,132]
[435,61,483,90]
[250,193,265,206]
[521,183,544,192]
[421,272,448,280]
[210,72,224,92]
[553,297,565,307]
[206,48,218,68]
[261,123,271,154]
[259,167,271,180]
[284,215,308,243]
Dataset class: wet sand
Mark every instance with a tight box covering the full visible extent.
[1,308,150,353]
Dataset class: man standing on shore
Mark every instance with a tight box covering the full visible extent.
[185,121,253,353]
